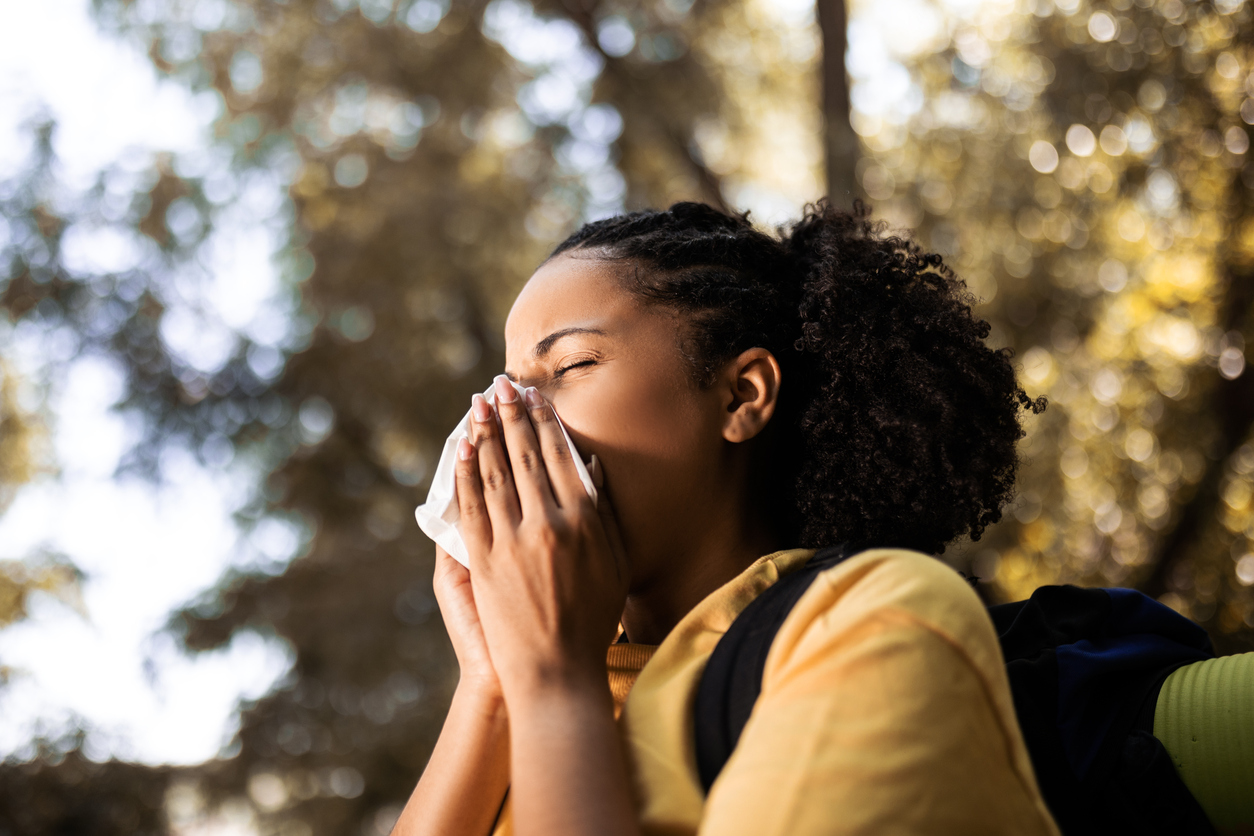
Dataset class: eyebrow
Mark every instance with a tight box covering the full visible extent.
[504,327,607,382]
[533,327,606,358]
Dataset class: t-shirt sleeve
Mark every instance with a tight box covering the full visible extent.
[697,564,1058,836]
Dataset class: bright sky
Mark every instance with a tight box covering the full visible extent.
[0,0,294,765]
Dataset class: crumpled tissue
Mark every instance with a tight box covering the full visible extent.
[414,379,599,567]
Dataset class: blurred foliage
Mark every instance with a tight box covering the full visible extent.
[0,556,82,634]
[0,739,172,836]
[0,361,48,515]
[0,550,82,704]
[0,0,1250,833]
[846,0,1254,651]
[0,316,75,687]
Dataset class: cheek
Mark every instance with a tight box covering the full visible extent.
[555,374,723,557]
[555,367,705,466]
[561,374,721,564]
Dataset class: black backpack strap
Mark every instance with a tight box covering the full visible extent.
[693,544,859,792]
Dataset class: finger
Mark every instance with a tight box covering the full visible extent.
[470,392,523,532]
[524,387,588,510]
[492,375,556,518]
[454,436,493,560]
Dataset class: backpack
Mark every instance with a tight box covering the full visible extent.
[693,546,1218,835]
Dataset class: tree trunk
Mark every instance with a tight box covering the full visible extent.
[816,0,858,207]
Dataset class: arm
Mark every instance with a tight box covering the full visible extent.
[455,380,640,836]
[392,682,510,836]
[391,548,511,836]
[506,675,638,836]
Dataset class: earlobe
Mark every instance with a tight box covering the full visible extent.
[721,348,782,444]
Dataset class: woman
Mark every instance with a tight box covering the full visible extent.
[393,201,1058,836]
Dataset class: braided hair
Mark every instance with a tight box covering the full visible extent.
[551,200,1045,555]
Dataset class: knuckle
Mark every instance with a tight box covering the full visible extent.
[536,525,561,550]
[536,523,566,548]
[481,467,510,493]
[496,395,526,424]
[522,517,564,548]
[547,439,573,463]
[516,448,544,474]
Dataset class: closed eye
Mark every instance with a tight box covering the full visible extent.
[555,358,596,377]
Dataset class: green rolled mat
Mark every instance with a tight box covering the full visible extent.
[1154,653,1254,832]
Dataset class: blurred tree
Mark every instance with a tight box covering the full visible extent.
[0,555,80,637]
[848,0,1254,651]
[0,364,73,643]
[0,362,45,516]
[0,169,79,684]
[0,742,172,836]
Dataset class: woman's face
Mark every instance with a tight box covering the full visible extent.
[503,252,732,591]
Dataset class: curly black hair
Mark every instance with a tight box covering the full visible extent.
[550,200,1045,555]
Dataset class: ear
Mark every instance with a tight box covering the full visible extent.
[719,348,782,444]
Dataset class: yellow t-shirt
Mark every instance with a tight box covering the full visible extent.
[494,547,1061,836]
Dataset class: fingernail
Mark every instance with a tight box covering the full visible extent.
[471,394,491,422]
[457,437,474,460]
[524,386,542,408]
[494,375,517,403]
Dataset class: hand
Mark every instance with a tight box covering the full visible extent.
[455,376,629,702]
[432,545,502,702]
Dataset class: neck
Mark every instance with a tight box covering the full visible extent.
[618,506,781,646]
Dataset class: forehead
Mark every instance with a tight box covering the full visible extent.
[504,252,634,356]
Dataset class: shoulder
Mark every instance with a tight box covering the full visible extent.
[725,549,1058,835]
[766,548,1006,692]
[816,548,985,624]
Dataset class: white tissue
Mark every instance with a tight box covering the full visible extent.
[414,379,599,567]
